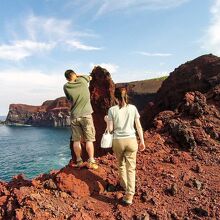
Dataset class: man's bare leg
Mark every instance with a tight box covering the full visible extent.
[73,141,82,161]
[86,141,94,162]
[86,141,98,169]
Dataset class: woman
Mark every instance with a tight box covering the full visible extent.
[105,87,145,205]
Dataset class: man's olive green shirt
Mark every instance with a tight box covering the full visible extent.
[63,75,93,118]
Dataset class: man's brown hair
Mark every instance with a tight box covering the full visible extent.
[64,69,76,80]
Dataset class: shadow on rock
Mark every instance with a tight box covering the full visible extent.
[55,165,116,205]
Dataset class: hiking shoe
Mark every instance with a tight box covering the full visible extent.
[87,161,99,170]
[76,159,83,168]
[122,194,133,205]
[68,159,75,167]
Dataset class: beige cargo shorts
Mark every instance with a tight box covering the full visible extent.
[70,115,96,142]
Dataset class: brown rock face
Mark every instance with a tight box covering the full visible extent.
[6,97,71,127]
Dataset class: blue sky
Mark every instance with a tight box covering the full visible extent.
[0,0,220,115]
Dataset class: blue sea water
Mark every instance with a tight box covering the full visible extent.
[0,125,71,182]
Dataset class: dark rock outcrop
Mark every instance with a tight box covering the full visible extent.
[90,66,115,147]
[153,91,220,150]
[168,118,197,150]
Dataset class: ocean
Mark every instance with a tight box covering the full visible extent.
[0,125,71,182]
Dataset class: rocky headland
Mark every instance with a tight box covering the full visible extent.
[0,54,219,219]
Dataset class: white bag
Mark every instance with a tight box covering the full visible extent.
[101,130,113,149]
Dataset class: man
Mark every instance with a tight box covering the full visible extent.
[63,69,98,169]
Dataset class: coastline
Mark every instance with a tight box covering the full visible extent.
[0,121,33,127]
[4,123,32,127]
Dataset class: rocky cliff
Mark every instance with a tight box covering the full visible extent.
[6,97,71,127]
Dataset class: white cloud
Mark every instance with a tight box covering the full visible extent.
[25,15,73,41]
[0,14,102,61]
[201,0,220,55]
[66,40,102,51]
[90,62,119,73]
[95,0,190,15]
[0,69,66,115]
[25,15,101,51]
[136,51,172,57]
[0,40,55,61]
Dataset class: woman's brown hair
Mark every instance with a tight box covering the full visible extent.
[114,87,129,108]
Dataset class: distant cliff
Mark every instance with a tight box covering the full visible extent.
[6,97,71,127]
[117,76,166,110]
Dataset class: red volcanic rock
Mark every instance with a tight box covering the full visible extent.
[0,182,9,197]
[142,54,220,129]
[156,54,220,110]
[90,66,115,155]
[206,84,220,110]
[90,66,115,110]
[152,91,220,150]
[55,165,107,197]
[7,174,32,189]
[153,110,176,130]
